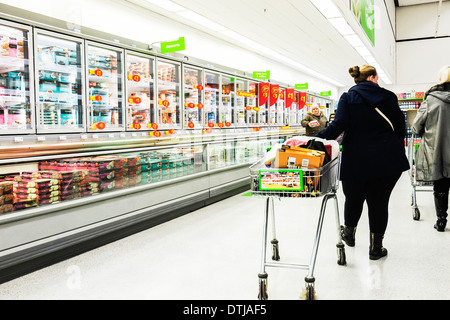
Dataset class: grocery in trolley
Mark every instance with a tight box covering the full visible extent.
[408,134,433,220]
[249,136,345,300]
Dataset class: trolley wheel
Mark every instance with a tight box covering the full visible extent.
[337,244,346,266]
[413,207,420,221]
[271,239,280,261]
[258,279,268,300]
[258,273,268,300]
[304,282,316,300]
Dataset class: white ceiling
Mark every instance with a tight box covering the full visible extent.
[129,0,443,87]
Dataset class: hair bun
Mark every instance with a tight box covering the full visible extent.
[349,66,360,78]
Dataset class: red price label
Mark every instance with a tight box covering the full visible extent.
[134,97,142,104]
[197,103,204,109]
[154,131,161,137]
[225,122,231,127]
[97,122,106,130]
[95,69,103,77]
[218,122,224,128]
[162,100,170,107]
[208,122,214,128]
[196,85,204,91]
[188,103,195,108]
[188,122,194,128]
[95,95,102,102]
[151,123,158,130]
[133,75,141,82]
[133,123,141,130]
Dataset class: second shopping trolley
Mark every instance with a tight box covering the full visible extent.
[408,134,433,220]
[249,142,345,300]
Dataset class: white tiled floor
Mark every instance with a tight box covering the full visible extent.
[0,171,449,300]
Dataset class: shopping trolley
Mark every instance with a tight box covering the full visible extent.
[408,134,433,221]
[249,153,345,300]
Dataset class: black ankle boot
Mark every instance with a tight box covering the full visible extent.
[369,233,387,260]
[340,225,356,247]
[434,192,448,232]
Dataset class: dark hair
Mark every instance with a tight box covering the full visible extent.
[349,65,377,84]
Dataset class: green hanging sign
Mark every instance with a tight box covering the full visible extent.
[295,83,308,90]
[320,91,331,97]
[253,71,270,80]
[351,0,375,45]
[160,37,186,54]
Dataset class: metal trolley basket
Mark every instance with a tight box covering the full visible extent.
[408,134,433,221]
[249,154,345,300]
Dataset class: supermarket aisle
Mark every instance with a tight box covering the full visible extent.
[0,171,449,300]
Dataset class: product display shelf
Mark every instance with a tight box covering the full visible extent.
[398,96,424,144]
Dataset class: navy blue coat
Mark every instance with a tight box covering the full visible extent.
[316,81,410,181]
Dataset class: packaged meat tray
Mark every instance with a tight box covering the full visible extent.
[0,181,14,195]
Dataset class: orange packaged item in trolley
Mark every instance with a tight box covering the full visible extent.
[274,146,325,169]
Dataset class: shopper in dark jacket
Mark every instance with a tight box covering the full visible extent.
[412,65,450,232]
[316,65,410,260]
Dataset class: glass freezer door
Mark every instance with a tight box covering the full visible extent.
[0,20,34,134]
[220,75,233,128]
[246,82,259,126]
[183,66,203,129]
[292,91,303,126]
[125,52,154,131]
[234,79,247,127]
[157,59,181,129]
[87,42,124,132]
[35,31,84,132]
[204,71,219,128]
[277,88,285,125]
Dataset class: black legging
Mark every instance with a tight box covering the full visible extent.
[342,173,401,234]
[434,178,450,194]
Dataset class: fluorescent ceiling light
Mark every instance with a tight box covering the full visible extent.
[363,55,377,65]
[310,0,342,18]
[344,34,364,47]
[354,45,371,57]
[144,0,185,12]
[176,10,228,31]
[328,17,355,36]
